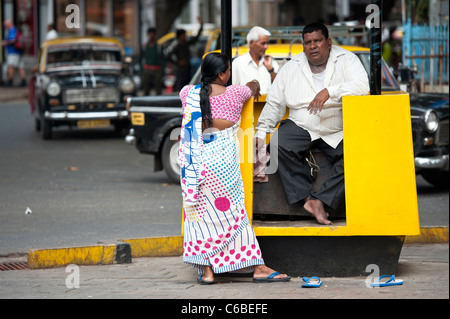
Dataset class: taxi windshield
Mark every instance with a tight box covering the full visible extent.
[46,44,122,68]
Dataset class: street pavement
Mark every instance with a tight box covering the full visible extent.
[0,244,448,301]
[0,87,448,302]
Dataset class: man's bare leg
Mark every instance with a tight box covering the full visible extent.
[304,198,332,225]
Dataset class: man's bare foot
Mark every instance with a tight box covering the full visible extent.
[253,265,290,281]
[304,198,332,225]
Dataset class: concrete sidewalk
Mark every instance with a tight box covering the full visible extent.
[0,86,28,103]
[0,243,448,300]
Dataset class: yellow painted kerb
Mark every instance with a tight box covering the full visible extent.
[27,244,116,269]
[121,236,183,258]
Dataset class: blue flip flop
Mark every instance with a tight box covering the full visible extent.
[253,272,291,283]
[370,275,403,287]
[197,275,215,285]
[301,276,322,288]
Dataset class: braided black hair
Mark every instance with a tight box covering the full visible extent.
[200,52,230,128]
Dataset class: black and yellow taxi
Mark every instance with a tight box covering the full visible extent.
[31,36,138,139]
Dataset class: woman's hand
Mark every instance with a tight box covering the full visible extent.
[246,80,261,101]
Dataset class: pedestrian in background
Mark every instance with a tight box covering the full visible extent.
[1,20,27,87]
[45,23,58,41]
[382,26,402,76]
[169,17,204,92]
[142,27,164,96]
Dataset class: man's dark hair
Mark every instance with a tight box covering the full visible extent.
[302,23,329,40]
[176,29,186,39]
[147,27,156,34]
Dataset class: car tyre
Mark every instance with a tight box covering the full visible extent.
[41,118,52,140]
[421,171,449,188]
[161,136,180,183]
[35,118,41,132]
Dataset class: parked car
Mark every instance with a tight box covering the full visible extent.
[410,94,449,187]
[30,36,138,139]
[125,43,449,188]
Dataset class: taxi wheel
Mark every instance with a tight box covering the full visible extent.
[35,118,41,132]
[422,171,449,188]
[41,118,52,140]
[161,136,180,183]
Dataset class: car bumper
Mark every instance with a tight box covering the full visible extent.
[125,128,136,145]
[415,154,449,171]
[44,110,128,121]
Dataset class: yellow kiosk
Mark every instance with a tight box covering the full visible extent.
[238,93,420,276]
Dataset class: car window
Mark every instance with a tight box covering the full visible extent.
[189,65,202,85]
[356,52,400,91]
[46,44,122,68]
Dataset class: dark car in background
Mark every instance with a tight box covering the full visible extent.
[410,94,449,187]
[126,44,449,188]
[30,36,138,139]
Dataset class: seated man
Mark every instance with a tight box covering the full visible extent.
[232,26,279,94]
[255,23,370,225]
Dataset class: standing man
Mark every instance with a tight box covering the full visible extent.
[232,26,279,94]
[142,27,164,96]
[1,20,26,87]
[169,17,204,92]
[255,23,369,225]
[45,23,58,40]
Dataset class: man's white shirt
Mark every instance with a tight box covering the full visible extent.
[255,45,370,149]
[232,52,279,94]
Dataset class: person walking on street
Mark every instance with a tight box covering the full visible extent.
[142,27,164,96]
[1,20,26,87]
[169,17,204,92]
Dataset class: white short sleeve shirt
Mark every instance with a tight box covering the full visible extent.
[232,52,279,94]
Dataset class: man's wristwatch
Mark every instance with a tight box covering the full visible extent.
[268,67,275,73]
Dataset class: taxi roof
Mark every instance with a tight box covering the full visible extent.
[41,36,124,49]
[39,36,125,74]
[230,43,370,58]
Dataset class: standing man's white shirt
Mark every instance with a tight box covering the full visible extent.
[46,29,58,40]
[256,45,369,149]
[232,52,279,94]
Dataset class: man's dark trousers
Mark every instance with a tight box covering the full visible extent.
[271,119,345,210]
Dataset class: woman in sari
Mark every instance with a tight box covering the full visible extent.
[179,52,290,284]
